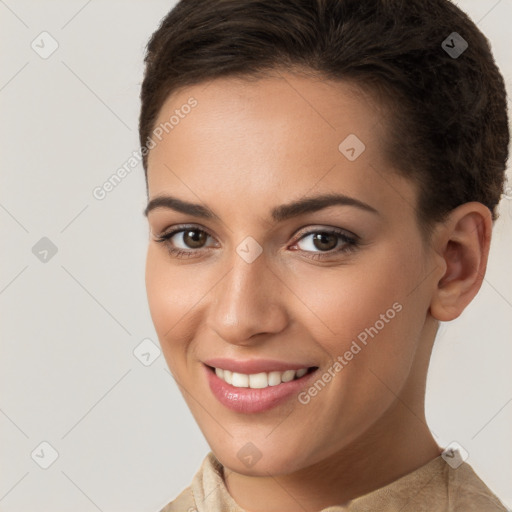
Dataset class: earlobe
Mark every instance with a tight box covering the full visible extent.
[429,203,492,322]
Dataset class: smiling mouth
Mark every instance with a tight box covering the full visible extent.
[205,364,318,389]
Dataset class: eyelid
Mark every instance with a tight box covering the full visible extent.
[155,223,215,240]
[292,224,359,242]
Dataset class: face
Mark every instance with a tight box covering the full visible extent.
[144,71,438,476]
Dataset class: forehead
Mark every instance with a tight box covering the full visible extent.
[149,71,386,164]
[146,71,416,222]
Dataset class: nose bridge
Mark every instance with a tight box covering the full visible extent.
[207,246,287,344]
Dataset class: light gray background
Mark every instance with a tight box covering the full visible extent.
[1,1,511,511]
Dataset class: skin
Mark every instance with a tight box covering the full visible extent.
[144,70,492,512]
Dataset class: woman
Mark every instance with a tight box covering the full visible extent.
[139,0,509,510]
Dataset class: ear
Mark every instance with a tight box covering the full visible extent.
[429,202,493,322]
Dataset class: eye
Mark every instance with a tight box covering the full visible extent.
[166,228,210,249]
[153,225,216,258]
[292,228,359,260]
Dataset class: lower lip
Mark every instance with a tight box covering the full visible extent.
[204,364,318,414]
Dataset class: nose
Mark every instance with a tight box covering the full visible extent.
[206,249,289,346]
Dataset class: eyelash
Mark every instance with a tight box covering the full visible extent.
[153,224,360,261]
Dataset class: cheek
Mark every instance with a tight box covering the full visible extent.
[145,247,205,365]
[286,256,425,452]
[290,245,426,391]
[289,254,413,346]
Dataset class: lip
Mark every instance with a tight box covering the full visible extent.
[203,363,319,414]
[203,357,316,374]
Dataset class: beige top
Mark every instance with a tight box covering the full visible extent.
[159,451,507,512]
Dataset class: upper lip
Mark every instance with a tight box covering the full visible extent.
[203,357,317,374]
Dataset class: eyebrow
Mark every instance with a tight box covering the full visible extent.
[143,192,379,222]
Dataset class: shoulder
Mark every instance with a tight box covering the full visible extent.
[157,451,227,512]
[347,455,508,512]
[449,462,508,511]
[158,485,196,512]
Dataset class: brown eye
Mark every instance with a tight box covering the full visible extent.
[311,232,338,251]
[182,229,208,249]
[296,230,345,252]
[153,226,215,254]
[293,228,359,260]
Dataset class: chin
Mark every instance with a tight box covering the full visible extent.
[208,435,318,477]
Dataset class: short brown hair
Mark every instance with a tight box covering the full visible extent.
[139,0,509,235]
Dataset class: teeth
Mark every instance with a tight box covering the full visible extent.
[232,372,249,387]
[249,372,267,388]
[281,369,296,382]
[268,371,282,386]
[214,367,311,388]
